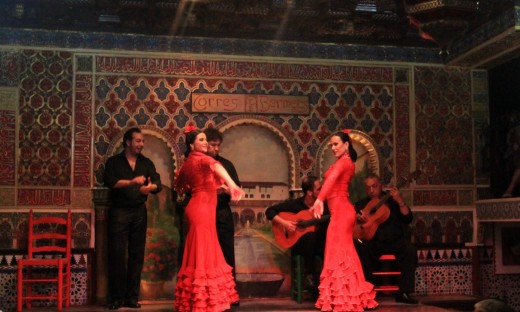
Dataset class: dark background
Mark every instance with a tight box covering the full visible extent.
[489,57,520,198]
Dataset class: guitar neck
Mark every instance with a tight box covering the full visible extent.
[370,179,407,213]
[297,215,330,228]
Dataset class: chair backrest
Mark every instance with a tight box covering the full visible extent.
[27,209,72,260]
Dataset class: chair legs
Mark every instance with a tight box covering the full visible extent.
[373,254,400,292]
[291,254,304,304]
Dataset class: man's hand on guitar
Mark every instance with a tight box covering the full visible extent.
[388,186,404,204]
[273,215,297,233]
[310,199,324,219]
[356,211,368,224]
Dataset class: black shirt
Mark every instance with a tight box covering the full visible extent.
[215,155,240,210]
[104,151,162,209]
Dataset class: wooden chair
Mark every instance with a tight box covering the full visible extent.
[17,209,72,312]
[372,254,400,292]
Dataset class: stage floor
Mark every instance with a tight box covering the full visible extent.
[16,295,480,312]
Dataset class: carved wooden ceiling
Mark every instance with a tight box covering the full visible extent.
[0,0,515,52]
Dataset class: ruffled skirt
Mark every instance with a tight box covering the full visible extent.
[174,192,238,312]
[174,265,238,312]
[315,196,378,311]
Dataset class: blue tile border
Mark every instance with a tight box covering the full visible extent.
[0,27,442,64]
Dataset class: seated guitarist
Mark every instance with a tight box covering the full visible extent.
[354,174,418,304]
[265,175,329,297]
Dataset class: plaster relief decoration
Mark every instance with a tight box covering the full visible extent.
[494,222,520,274]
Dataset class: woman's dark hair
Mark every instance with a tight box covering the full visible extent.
[335,131,357,162]
[184,129,202,157]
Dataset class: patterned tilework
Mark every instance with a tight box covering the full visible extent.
[0,210,93,249]
[74,75,93,188]
[411,210,474,245]
[476,198,520,221]
[394,81,411,179]
[416,248,473,295]
[0,109,15,186]
[18,50,73,188]
[478,246,520,311]
[92,66,397,186]
[414,67,473,186]
[0,28,442,64]
[0,50,20,87]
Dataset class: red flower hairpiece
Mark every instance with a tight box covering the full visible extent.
[184,125,197,134]
[342,129,350,134]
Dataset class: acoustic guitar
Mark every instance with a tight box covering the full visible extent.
[272,210,330,248]
[353,170,421,242]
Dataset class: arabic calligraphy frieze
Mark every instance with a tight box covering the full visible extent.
[192,94,309,115]
[96,56,393,82]
[0,109,15,186]
[74,75,93,187]
[18,189,71,206]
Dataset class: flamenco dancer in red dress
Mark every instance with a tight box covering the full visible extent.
[174,126,244,312]
[310,130,378,311]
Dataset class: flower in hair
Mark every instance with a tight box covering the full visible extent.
[342,129,350,134]
[184,125,197,134]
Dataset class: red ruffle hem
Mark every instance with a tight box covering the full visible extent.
[315,256,378,312]
[174,265,239,312]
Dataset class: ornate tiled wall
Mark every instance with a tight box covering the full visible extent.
[89,57,402,186]
[0,27,511,308]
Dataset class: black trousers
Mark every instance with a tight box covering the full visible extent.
[107,205,147,303]
[291,231,324,279]
[355,238,418,293]
[216,207,236,281]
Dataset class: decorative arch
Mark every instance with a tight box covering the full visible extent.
[317,129,381,178]
[216,115,300,189]
[105,126,182,169]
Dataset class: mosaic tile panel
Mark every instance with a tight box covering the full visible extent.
[0,110,16,186]
[394,83,411,179]
[417,248,473,295]
[18,50,73,187]
[0,50,20,87]
[414,67,473,185]
[479,246,520,311]
[476,198,520,221]
[413,190,458,206]
[0,210,93,249]
[92,69,397,186]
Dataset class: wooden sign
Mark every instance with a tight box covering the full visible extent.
[191,93,309,115]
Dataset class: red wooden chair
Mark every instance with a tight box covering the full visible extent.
[372,254,400,292]
[17,209,72,311]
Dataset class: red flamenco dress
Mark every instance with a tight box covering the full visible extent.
[315,153,378,311]
[174,151,239,312]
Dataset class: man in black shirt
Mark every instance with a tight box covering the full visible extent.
[265,175,328,296]
[355,174,418,304]
[104,127,162,310]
